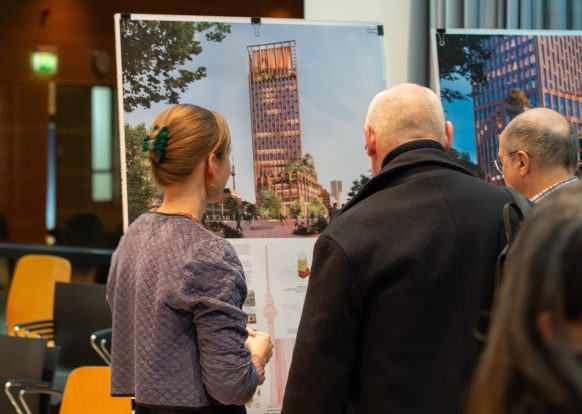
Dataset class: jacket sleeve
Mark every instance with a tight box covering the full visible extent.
[282,235,362,414]
[172,238,259,406]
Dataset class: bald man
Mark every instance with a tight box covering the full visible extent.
[497,108,579,203]
[282,84,513,414]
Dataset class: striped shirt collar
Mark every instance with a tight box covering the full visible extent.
[530,176,580,204]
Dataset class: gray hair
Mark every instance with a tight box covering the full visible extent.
[503,116,579,172]
[365,84,446,147]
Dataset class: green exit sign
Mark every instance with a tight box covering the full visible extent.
[31,51,58,74]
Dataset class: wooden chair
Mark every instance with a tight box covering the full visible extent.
[6,255,71,336]
[13,366,131,414]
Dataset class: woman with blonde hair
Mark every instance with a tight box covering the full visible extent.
[467,184,582,414]
[107,104,273,414]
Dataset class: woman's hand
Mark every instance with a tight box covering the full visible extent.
[245,329,274,364]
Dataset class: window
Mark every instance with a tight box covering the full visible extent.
[91,86,113,202]
[46,117,57,230]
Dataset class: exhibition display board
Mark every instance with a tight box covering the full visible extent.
[115,14,385,413]
[432,28,582,185]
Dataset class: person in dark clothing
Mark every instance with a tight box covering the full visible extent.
[496,108,579,204]
[282,83,513,414]
[467,184,582,414]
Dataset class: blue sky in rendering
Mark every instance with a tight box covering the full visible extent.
[440,77,477,162]
[124,21,386,204]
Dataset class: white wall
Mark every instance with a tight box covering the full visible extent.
[304,0,427,87]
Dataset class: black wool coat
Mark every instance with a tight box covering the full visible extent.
[281,140,511,414]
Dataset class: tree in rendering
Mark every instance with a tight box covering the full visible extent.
[121,20,231,112]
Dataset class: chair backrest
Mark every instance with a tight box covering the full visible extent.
[6,255,71,335]
[53,282,111,372]
[59,366,131,414]
[0,335,47,414]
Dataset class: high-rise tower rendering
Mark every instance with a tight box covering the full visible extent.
[330,180,343,204]
[472,35,582,183]
[248,41,326,215]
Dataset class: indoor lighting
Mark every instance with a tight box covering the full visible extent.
[31,49,58,74]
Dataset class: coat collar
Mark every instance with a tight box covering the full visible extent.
[338,139,475,217]
[381,139,445,167]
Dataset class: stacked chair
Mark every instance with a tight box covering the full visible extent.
[2,255,70,413]
[2,257,126,413]
[12,282,113,392]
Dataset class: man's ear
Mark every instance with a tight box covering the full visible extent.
[364,125,377,157]
[517,150,531,177]
[443,121,454,151]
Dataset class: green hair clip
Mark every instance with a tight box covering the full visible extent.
[142,127,169,164]
[142,135,150,153]
[153,127,169,164]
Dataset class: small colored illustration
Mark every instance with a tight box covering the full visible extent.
[297,252,310,279]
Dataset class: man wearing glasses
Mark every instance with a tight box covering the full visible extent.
[283,84,512,414]
[495,108,579,204]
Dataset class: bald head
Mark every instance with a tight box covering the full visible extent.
[502,108,578,171]
[365,83,446,148]
[507,107,570,137]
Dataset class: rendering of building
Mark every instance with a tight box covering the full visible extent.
[472,35,582,183]
[330,180,342,204]
[205,188,241,221]
[321,188,331,209]
[247,40,327,216]
[256,170,323,209]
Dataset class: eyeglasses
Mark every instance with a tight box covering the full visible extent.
[492,151,517,175]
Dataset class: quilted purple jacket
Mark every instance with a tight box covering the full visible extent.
[106,212,259,408]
